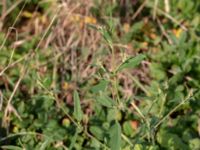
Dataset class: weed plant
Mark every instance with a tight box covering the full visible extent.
[0,0,200,149]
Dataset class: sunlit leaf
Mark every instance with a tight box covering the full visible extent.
[1,145,22,150]
[90,80,109,93]
[116,54,145,72]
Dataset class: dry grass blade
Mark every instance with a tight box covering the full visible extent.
[2,62,27,127]
[156,18,173,44]
[132,0,148,21]
[164,0,170,13]
[1,4,63,126]
[131,102,146,121]
[156,8,187,31]
[34,6,61,53]
[0,0,28,51]
[0,53,29,76]
[0,0,23,22]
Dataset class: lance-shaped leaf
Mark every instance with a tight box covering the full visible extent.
[96,93,116,107]
[110,122,121,150]
[90,80,109,93]
[116,54,146,72]
[73,90,83,122]
[0,145,22,150]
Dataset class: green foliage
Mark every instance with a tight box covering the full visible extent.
[109,122,121,150]
[96,93,116,107]
[90,79,109,93]
[1,145,23,150]
[116,54,146,72]
[0,0,200,149]
[73,91,83,122]
[157,129,189,150]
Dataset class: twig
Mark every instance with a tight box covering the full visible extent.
[132,0,148,21]
[154,89,193,129]
[0,0,23,21]
[131,102,146,121]
[141,89,194,140]
[127,73,151,96]
[36,79,80,127]
[2,61,28,127]
[156,8,187,31]
[164,0,170,13]
[34,7,60,53]
[0,55,28,76]
[122,133,134,147]
[156,18,173,44]
[0,0,27,52]
[131,101,152,142]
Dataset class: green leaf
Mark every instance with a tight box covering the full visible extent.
[69,128,79,150]
[133,144,143,150]
[150,63,166,80]
[42,96,54,110]
[99,27,112,44]
[148,145,160,150]
[107,108,120,121]
[73,90,83,122]
[96,94,115,107]
[110,122,121,150]
[189,138,200,150]
[1,145,23,150]
[157,129,189,150]
[178,31,187,44]
[40,139,53,150]
[90,80,109,93]
[89,126,104,140]
[116,54,146,72]
[123,121,134,136]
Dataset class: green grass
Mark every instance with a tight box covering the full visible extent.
[0,0,200,149]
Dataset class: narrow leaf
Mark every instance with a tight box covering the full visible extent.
[40,139,53,150]
[89,126,104,140]
[73,90,83,122]
[96,94,116,107]
[110,122,121,150]
[1,145,22,150]
[116,54,146,72]
[90,80,109,93]
[99,28,112,44]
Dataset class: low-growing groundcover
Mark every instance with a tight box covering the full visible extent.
[0,0,200,149]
